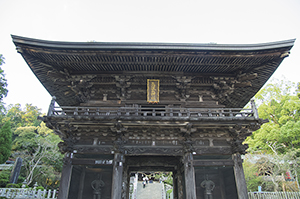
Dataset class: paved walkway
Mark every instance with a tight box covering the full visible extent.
[136,181,163,199]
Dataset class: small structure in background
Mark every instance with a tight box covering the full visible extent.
[9,157,23,185]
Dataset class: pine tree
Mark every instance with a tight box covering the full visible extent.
[0,121,12,163]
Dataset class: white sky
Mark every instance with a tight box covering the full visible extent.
[0,0,299,113]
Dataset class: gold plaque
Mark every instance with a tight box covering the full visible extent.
[147,79,159,103]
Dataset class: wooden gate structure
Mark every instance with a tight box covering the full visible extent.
[12,35,294,199]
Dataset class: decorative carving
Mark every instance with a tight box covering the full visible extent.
[173,76,193,101]
[43,122,79,154]
[111,121,127,134]
[114,75,132,100]
[211,77,235,103]
[210,73,258,103]
[228,123,262,154]
[231,138,248,155]
[181,123,195,153]
[47,69,96,103]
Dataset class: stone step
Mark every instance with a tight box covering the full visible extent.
[136,181,164,199]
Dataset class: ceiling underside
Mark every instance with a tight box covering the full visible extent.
[12,35,295,108]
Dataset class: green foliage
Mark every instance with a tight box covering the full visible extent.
[246,79,300,154]
[0,54,8,112]
[0,101,62,188]
[12,126,39,153]
[4,104,42,130]
[0,170,11,188]
[163,172,173,186]
[5,183,20,188]
[0,121,12,163]
[11,125,63,187]
[297,82,300,99]
[243,158,263,191]
[245,78,300,191]
[36,186,44,190]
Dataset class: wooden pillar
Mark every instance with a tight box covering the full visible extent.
[111,153,124,199]
[173,170,178,199]
[183,152,197,199]
[122,164,129,199]
[58,153,73,199]
[77,167,86,199]
[233,153,249,199]
[177,165,184,199]
[218,169,226,199]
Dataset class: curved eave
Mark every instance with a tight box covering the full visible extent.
[11,34,295,52]
[11,35,295,108]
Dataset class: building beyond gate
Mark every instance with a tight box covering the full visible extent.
[12,35,294,199]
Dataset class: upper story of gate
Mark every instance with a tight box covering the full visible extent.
[12,35,295,110]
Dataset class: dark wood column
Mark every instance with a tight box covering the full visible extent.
[77,167,86,199]
[173,170,178,199]
[122,164,129,199]
[111,153,124,199]
[233,153,249,199]
[177,165,184,199]
[183,153,197,199]
[58,153,73,199]
[218,169,226,199]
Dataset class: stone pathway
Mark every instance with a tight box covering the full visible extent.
[136,181,163,199]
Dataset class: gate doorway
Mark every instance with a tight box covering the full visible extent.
[130,171,173,199]
[125,156,182,199]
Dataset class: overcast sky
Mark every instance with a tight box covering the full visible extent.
[0,0,299,113]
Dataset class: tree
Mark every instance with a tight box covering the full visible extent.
[297,82,300,99]
[243,155,263,192]
[245,78,300,191]
[0,54,8,113]
[4,104,42,130]
[0,121,12,163]
[246,79,300,153]
[11,122,63,187]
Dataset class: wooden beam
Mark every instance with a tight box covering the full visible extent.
[72,158,113,166]
[193,159,234,167]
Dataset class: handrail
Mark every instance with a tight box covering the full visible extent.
[47,101,256,120]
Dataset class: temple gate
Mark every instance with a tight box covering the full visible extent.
[12,35,294,199]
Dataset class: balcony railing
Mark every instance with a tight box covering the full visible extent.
[47,97,259,120]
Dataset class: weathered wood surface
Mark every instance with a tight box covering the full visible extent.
[111,153,124,199]
[233,153,249,199]
[49,105,255,119]
[57,154,72,199]
[183,153,197,199]
[193,159,234,167]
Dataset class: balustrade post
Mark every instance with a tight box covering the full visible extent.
[152,108,155,116]
[251,99,259,119]
[170,108,173,117]
[229,109,233,117]
[47,96,56,116]
[74,107,78,115]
